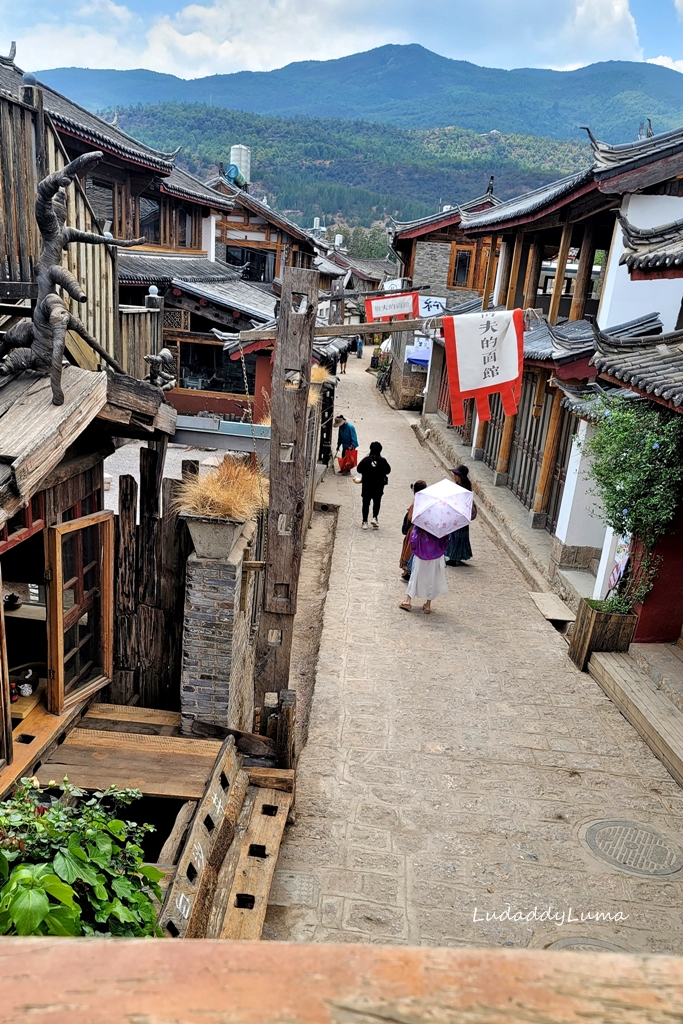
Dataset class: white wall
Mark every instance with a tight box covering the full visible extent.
[598,193,683,333]
[202,215,217,261]
[554,421,606,549]
[493,239,508,306]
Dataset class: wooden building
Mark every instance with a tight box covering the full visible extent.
[389,184,500,301]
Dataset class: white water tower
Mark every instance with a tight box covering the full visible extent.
[230,145,251,184]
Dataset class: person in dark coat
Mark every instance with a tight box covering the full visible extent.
[357,441,391,530]
[445,464,474,566]
[338,347,348,374]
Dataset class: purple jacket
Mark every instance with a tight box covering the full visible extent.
[410,526,449,560]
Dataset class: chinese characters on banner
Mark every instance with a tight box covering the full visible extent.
[442,309,524,426]
[364,292,447,322]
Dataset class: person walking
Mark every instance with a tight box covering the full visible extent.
[400,480,427,580]
[445,464,475,566]
[399,524,449,614]
[334,414,358,474]
[356,441,391,529]
[338,346,348,374]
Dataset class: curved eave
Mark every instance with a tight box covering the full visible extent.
[54,119,174,175]
[159,181,234,212]
[460,173,596,236]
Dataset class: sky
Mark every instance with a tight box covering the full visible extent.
[1,0,683,79]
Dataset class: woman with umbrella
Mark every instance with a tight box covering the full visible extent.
[445,465,474,567]
[399,478,473,615]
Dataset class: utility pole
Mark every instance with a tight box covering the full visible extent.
[255,266,320,706]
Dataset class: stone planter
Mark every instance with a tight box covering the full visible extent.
[179,514,246,560]
[568,598,638,672]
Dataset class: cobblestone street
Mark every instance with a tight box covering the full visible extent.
[264,356,683,953]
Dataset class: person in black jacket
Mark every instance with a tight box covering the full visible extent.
[357,441,391,530]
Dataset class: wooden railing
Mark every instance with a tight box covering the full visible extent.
[118,306,163,378]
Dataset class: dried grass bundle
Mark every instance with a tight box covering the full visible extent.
[176,457,267,521]
[310,364,334,384]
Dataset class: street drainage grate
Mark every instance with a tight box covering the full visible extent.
[546,937,629,952]
[584,820,683,877]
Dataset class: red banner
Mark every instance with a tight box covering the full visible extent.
[364,292,419,323]
[442,309,524,427]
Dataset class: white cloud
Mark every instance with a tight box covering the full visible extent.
[648,55,683,73]
[4,0,643,77]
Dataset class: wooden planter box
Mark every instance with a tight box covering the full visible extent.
[568,598,638,672]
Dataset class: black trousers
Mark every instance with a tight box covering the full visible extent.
[362,491,383,522]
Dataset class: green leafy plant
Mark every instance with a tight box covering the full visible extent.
[0,778,164,936]
[583,398,683,613]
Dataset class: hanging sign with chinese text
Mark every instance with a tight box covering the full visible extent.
[364,292,447,322]
[442,309,524,426]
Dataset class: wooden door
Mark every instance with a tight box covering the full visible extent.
[0,565,12,769]
[545,411,578,535]
[482,392,505,470]
[507,373,554,509]
[437,362,452,422]
[47,511,114,715]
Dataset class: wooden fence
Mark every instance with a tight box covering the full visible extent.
[118,306,163,379]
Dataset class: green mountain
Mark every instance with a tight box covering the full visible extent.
[38,45,683,142]
[117,103,590,227]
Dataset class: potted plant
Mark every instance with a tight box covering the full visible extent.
[568,397,683,670]
[177,456,268,559]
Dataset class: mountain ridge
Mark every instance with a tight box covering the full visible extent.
[36,44,683,142]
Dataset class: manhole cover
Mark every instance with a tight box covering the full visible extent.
[585,820,683,877]
[547,937,629,952]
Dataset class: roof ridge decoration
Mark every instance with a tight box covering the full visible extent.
[617,211,683,273]
[588,317,682,357]
[0,41,16,65]
[583,123,683,175]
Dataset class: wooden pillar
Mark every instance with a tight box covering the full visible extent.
[472,415,487,460]
[569,222,596,321]
[481,233,498,309]
[529,386,564,528]
[329,276,344,326]
[493,414,516,486]
[523,235,544,310]
[532,369,549,419]
[495,238,513,306]
[506,231,525,310]
[255,266,320,707]
[548,221,573,326]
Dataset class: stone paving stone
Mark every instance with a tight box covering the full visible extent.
[264,358,683,953]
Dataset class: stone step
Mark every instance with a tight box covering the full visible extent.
[589,651,683,789]
[630,643,683,715]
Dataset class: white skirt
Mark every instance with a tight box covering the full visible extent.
[406,555,448,601]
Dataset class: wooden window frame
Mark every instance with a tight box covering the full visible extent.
[0,492,45,555]
[47,510,114,715]
[448,244,475,289]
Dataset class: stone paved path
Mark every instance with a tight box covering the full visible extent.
[264,356,683,953]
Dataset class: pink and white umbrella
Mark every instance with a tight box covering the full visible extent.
[411,478,474,538]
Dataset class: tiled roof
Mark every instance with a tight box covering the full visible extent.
[175,278,277,322]
[314,254,347,278]
[459,169,595,233]
[118,253,237,286]
[553,380,643,419]
[0,61,176,174]
[524,311,662,363]
[391,190,501,238]
[586,124,683,182]
[617,211,683,273]
[160,166,235,212]
[329,253,398,282]
[204,174,312,243]
[591,327,683,406]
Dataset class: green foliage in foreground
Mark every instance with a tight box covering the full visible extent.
[0,778,163,936]
[115,103,591,228]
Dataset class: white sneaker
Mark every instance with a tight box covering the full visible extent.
[371,518,379,529]
[362,522,368,530]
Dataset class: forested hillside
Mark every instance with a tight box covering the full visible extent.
[117,104,590,227]
[40,45,683,142]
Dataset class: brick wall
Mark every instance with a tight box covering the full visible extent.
[412,240,478,304]
[388,334,427,410]
[180,527,257,735]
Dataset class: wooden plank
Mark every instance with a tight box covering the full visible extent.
[63,727,220,757]
[41,758,213,800]
[505,230,525,310]
[219,787,292,940]
[531,387,564,515]
[107,374,162,417]
[159,737,245,938]
[0,700,88,798]
[247,767,295,792]
[86,704,181,726]
[276,689,296,770]
[523,235,544,310]
[495,413,516,475]
[11,680,46,721]
[528,592,576,622]
[137,605,165,708]
[589,652,683,788]
[157,800,197,866]
[116,474,138,619]
[138,447,161,609]
[160,477,190,713]
[206,788,256,938]
[480,234,498,310]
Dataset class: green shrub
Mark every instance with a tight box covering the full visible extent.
[0,778,163,936]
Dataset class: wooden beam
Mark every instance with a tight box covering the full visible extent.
[531,369,549,419]
[255,267,319,706]
[569,221,596,321]
[480,234,498,310]
[548,221,573,326]
[522,235,544,309]
[505,231,525,310]
[531,386,564,522]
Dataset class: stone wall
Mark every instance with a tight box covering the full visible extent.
[180,525,257,735]
[412,240,478,303]
[389,351,427,410]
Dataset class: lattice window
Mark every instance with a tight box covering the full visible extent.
[164,309,191,331]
